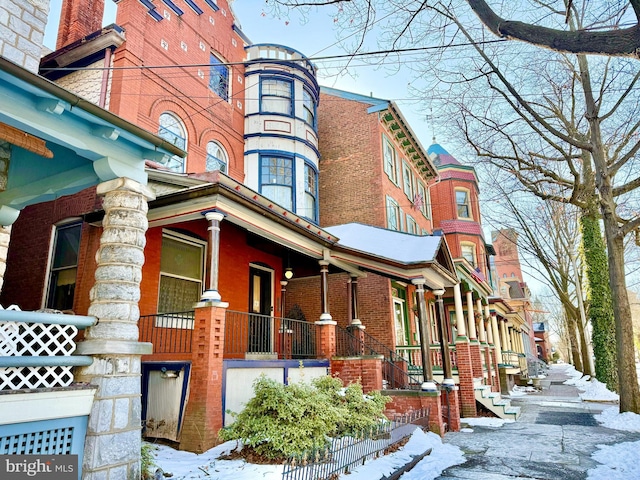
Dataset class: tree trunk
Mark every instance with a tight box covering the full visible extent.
[571,252,595,377]
[566,312,583,372]
[578,53,640,412]
[580,211,615,386]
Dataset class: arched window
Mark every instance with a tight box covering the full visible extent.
[158,113,187,173]
[206,141,228,173]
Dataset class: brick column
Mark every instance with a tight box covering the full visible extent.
[441,387,461,432]
[75,178,155,480]
[180,303,227,452]
[316,318,336,359]
[454,340,476,417]
[331,356,383,393]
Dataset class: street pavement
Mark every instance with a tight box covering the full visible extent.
[436,365,640,479]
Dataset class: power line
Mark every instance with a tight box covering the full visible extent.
[40,39,509,73]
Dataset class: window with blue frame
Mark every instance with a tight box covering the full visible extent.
[260,78,292,115]
[206,141,227,173]
[261,156,293,210]
[302,163,318,222]
[302,87,316,126]
[158,112,187,172]
[209,53,229,101]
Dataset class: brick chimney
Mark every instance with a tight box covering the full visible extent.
[56,0,105,50]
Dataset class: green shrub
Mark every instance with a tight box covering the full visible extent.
[219,375,388,460]
[140,442,157,480]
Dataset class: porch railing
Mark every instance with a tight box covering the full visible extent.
[501,351,520,367]
[335,327,422,389]
[139,311,195,354]
[224,311,318,359]
[394,344,458,375]
[0,305,95,390]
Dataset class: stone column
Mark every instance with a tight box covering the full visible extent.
[201,211,224,303]
[453,283,467,339]
[75,178,155,480]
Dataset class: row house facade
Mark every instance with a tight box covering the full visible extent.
[0,0,541,474]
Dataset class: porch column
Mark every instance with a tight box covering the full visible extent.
[74,178,155,480]
[201,211,225,303]
[280,280,288,317]
[413,279,435,391]
[491,313,503,362]
[501,320,512,351]
[434,288,454,387]
[484,306,493,345]
[476,299,487,344]
[0,143,11,293]
[465,291,477,340]
[453,283,467,339]
[349,275,361,326]
[319,260,332,321]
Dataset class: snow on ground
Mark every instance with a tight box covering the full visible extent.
[460,417,514,429]
[562,365,620,402]
[151,427,465,480]
[595,406,640,432]
[587,440,640,480]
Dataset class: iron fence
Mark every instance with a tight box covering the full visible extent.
[224,310,318,359]
[282,409,429,480]
[138,311,194,354]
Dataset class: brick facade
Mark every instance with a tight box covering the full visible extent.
[331,356,383,393]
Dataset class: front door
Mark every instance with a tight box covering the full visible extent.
[248,266,273,353]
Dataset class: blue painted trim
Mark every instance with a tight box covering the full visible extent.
[0,415,88,479]
[138,0,163,21]
[160,0,184,15]
[259,153,296,212]
[141,362,191,437]
[0,309,96,327]
[244,149,317,166]
[303,161,319,223]
[184,0,203,15]
[367,103,390,114]
[0,355,93,368]
[244,132,320,158]
[321,86,389,106]
[259,75,294,117]
[232,24,251,45]
[203,0,219,11]
[245,68,320,97]
[246,44,315,65]
[302,85,318,130]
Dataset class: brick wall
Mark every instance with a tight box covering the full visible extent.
[1,187,100,311]
[57,0,104,49]
[317,92,432,233]
[383,391,445,435]
[331,357,383,393]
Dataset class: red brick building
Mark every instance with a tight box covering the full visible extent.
[1,0,462,452]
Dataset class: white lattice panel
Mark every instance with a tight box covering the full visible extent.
[0,304,80,390]
[0,366,74,390]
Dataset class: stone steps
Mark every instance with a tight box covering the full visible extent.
[474,384,521,421]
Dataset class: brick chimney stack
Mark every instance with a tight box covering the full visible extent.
[56,0,105,50]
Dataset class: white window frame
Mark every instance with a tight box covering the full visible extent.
[383,135,399,184]
[455,188,472,219]
[402,161,414,199]
[386,196,401,231]
[460,242,477,268]
[43,219,82,310]
[406,214,417,234]
[206,140,228,173]
[158,112,187,173]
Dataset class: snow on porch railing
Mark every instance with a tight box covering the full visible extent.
[0,305,95,390]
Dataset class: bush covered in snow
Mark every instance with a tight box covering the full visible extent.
[219,375,388,460]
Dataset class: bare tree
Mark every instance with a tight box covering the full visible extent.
[269,0,640,411]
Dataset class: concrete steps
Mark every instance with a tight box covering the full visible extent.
[474,384,521,421]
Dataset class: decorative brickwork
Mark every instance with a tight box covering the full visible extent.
[454,340,477,417]
[179,304,227,453]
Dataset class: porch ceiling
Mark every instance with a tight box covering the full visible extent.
[0,57,184,225]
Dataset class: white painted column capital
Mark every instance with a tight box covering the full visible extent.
[200,210,225,304]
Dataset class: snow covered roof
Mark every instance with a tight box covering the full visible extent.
[326,223,443,265]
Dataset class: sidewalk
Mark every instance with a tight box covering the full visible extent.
[435,365,640,479]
